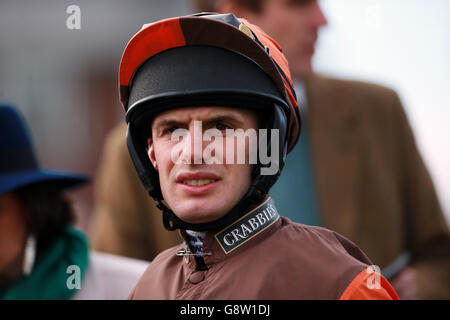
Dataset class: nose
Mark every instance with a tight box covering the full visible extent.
[179,121,204,165]
[311,0,328,29]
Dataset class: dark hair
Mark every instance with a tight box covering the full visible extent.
[15,182,75,255]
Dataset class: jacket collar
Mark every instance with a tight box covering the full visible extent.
[177,197,282,269]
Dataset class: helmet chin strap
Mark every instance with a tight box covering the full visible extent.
[157,172,270,232]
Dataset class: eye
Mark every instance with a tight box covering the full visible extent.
[215,123,232,131]
[163,126,180,135]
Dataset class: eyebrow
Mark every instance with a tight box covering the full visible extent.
[204,115,245,127]
[152,119,184,129]
[153,114,245,129]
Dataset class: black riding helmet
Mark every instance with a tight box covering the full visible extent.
[119,13,301,231]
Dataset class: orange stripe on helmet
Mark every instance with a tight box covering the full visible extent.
[241,19,295,104]
[119,17,186,108]
[241,19,300,152]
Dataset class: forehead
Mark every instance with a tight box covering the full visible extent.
[151,106,257,126]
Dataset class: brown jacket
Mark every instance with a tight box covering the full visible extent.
[305,75,449,298]
[90,75,449,297]
[129,201,397,300]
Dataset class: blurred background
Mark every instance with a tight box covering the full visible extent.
[0,0,448,232]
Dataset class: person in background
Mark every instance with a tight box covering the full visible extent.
[89,122,180,261]
[190,0,450,299]
[0,104,148,299]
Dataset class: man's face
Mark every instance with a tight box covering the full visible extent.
[148,106,257,224]
[244,0,327,77]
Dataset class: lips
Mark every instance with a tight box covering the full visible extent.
[176,172,221,194]
[182,179,216,186]
[303,43,316,56]
[303,36,317,56]
[176,172,220,182]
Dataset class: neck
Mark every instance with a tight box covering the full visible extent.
[160,191,268,232]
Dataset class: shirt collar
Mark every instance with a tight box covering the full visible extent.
[178,197,282,268]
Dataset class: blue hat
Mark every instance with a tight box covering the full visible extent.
[0,104,89,195]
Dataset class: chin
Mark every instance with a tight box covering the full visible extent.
[172,197,232,224]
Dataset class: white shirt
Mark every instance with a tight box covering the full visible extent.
[73,251,149,300]
[293,78,308,115]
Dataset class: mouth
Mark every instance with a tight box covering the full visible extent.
[181,179,218,186]
[303,36,317,56]
[176,172,221,194]
[303,43,316,56]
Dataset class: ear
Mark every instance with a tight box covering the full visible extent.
[147,138,158,171]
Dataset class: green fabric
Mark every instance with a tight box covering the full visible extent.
[0,226,89,300]
[270,110,321,226]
